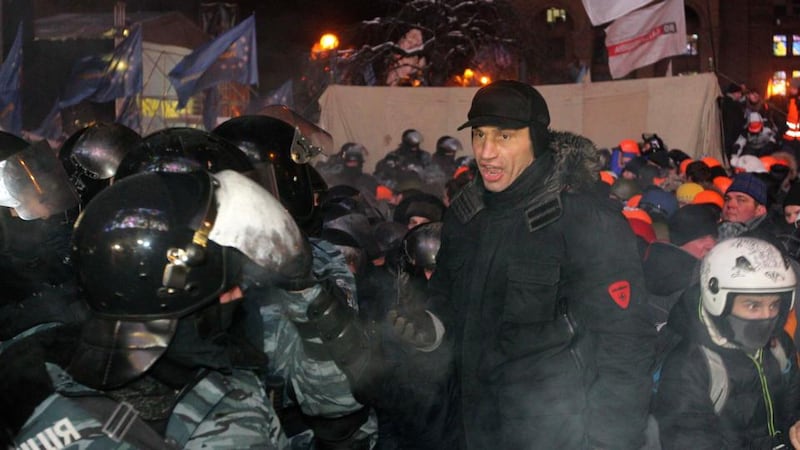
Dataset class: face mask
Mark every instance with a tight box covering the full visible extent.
[725,314,779,352]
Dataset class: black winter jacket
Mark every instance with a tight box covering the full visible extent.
[654,288,800,449]
[430,131,656,449]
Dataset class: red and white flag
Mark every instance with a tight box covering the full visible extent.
[605,0,686,79]
[581,0,652,26]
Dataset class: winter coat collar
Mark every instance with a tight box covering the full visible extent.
[450,130,601,226]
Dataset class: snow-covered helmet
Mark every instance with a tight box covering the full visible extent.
[700,237,796,316]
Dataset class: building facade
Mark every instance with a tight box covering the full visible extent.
[508,0,800,96]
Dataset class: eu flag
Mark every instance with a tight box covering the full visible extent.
[0,24,23,135]
[169,15,258,109]
[59,24,143,108]
[32,101,63,141]
[117,95,141,134]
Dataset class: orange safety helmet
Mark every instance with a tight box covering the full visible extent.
[600,170,617,185]
[692,189,724,209]
[619,139,641,155]
[679,158,694,175]
[621,206,652,224]
[626,194,642,208]
[712,176,733,194]
[701,156,722,168]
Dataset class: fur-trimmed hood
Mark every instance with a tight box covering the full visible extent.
[545,130,602,193]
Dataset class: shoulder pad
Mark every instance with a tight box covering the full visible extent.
[525,190,562,232]
[450,180,484,224]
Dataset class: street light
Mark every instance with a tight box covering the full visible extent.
[311,33,341,84]
[319,33,339,52]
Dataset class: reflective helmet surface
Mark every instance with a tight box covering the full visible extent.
[402,129,423,147]
[114,127,253,181]
[60,123,141,206]
[214,115,317,223]
[700,237,796,316]
[436,136,462,155]
[403,221,443,270]
[72,171,228,320]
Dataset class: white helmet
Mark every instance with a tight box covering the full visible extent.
[700,237,796,316]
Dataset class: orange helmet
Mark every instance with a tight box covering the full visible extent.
[712,176,733,194]
[622,207,652,224]
[619,139,641,155]
[376,184,394,201]
[701,156,722,168]
[600,170,616,185]
[626,194,642,208]
[679,158,694,175]
[692,189,724,209]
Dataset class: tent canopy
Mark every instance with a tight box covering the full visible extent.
[319,73,722,173]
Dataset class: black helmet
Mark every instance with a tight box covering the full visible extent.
[59,122,141,207]
[436,136,462,155]
[402,129,423,147]
[214,112,334,225]
[70,169,309,388]
[342,142,366,166]
[403,221,443,271]
[114,127,253,181]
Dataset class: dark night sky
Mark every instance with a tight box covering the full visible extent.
[223,0,390,91]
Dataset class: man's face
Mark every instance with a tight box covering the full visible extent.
[731,293,781,320]
[722,191,766,223]
[680,235,716,259]
[472,126,534,192]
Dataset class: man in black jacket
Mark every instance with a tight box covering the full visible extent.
[392,80,656,449]
[654,237,800,449]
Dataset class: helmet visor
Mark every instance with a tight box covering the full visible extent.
[0,141,78,219]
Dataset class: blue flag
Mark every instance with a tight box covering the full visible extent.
[117,95,141,134]
[59,25,143,108]
[246,79,293,114]
[93,25,143,102]
[0,24,23,135]
[169,15,258,109]
[32,101,63,141]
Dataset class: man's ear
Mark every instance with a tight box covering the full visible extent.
[756,203,768,217]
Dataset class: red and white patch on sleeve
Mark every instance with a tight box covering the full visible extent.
[608,280,631,309]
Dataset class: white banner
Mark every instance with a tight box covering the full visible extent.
[581,0,652,26]
[605,0,686,79]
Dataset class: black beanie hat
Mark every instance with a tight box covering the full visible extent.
[668,204,719,247]
[784,182,800,207]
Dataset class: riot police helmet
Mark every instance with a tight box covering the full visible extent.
[69,169,310,388]
[59,122,141,207]
[213,108,334,226]
[113,127,254,181]
[402,129,423,147]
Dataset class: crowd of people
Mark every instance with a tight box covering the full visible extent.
[1,79,800,449]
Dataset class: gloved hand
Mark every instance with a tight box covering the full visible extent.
[386,271,437,348]
[386,308,435,348]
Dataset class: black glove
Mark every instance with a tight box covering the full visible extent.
[386,271,436,348]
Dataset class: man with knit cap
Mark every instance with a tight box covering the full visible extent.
[387,80,656,449]
[719,172,785,244]
[643,204,719,325]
